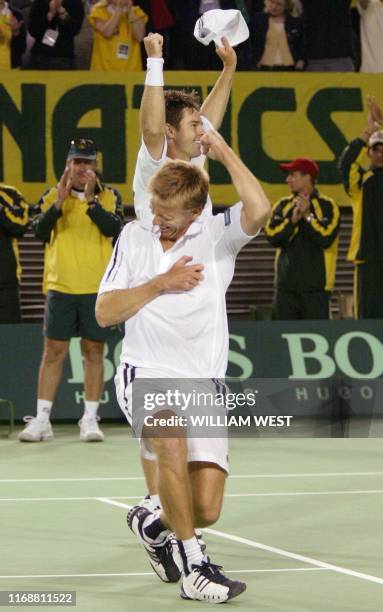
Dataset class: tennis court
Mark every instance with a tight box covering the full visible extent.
[1,426,383,611]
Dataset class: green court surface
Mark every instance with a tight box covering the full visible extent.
[1,426,383,611]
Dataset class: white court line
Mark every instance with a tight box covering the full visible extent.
[98,498,383,586]
[0,568,327,580]
[220,490,383,498]
[0,496,142,502]
[3,489,383,502]
[1,471,383,483]
[0,477,145,483]
[231,472,383,479]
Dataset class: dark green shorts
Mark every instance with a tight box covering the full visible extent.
[43,290,109,342]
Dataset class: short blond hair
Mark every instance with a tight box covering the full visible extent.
[149,160,209,211]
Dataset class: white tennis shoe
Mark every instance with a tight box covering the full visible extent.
[78,416,104,442]
[181,558,246,603]
[18,416,54,442]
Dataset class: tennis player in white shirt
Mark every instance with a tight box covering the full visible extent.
[133,31,237,221]
[96,128,270,603]
[133,30,237,541]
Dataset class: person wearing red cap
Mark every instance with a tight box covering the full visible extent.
[265,157,340,319]
[339,95,383,318]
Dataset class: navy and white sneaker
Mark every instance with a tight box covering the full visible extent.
[127,505,182,583]
[181,558,246,603]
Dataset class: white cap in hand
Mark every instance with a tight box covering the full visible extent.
[194,9,249,48]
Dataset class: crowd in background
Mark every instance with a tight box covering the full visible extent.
[1,0,383,72]
[1,1,383,328]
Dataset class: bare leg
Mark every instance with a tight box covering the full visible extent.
[38,338,70,400]
[148,435,195,541]
[141,455,158,494]
[81,339,104,401]
[189,462,227,527]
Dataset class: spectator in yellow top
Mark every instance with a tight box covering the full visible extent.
[0,0,17,69]
[89,0,147,71]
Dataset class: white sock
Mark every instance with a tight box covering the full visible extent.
[37,399,52,421]
[178,536,204,574]
[150,494,162,509]
[83,400,99,419]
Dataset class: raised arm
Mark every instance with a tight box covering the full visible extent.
[200,37,237,130]
[201,130,271,234]
[140,33,166,160]
[339,96,382,196]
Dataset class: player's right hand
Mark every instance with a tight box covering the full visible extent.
[158,256,204,292]
[144,33,163,59]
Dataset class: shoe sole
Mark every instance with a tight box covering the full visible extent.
[180,580,246,603]
[127,506,181,583]
[18,432,54,442]
[80,434,104,442]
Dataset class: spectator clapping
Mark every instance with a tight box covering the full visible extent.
[89,0,147,71]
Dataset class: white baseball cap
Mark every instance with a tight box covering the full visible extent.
[368,131,383,148]
[194,9,249,48]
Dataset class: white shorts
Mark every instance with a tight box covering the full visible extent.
[115,363,229,473]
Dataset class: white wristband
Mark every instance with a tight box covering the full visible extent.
[145,58,164,86]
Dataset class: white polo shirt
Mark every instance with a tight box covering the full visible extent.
[133,115,214,221]
[98,203,257,378]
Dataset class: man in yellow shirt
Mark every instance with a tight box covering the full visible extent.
[89,0,147,71]
[19,138,123,443]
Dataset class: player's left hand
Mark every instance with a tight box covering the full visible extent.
[215,36,237,70]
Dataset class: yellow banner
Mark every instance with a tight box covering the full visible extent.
[0,71,381,206]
